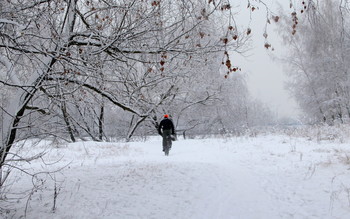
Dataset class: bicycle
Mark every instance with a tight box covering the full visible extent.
[163,134,175,156]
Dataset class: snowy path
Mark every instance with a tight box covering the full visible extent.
[6,135,350,218]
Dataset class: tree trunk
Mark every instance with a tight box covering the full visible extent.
[98,102,104,141]
[61,101,76,142]
[126,116,147,141]
[0,58,56,167]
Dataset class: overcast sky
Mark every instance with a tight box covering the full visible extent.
[232,0,301,119]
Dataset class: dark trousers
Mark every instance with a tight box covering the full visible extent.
[162,129,172,150]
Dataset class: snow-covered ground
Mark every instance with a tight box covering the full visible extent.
[3,133,350,219]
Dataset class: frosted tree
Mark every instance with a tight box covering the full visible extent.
[278,0,350,124]
[0,1,221,159]
[0,0,279,187]
[0,2,300,210]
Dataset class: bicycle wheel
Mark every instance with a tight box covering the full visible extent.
[164,135,171,156]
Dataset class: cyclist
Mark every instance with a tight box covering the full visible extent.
[158,114,175,154]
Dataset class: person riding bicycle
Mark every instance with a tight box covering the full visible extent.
[158,114,175,152]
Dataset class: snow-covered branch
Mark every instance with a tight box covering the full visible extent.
[45,76,142,116]
[0,19,25,29]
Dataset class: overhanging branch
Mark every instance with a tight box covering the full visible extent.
[45,76,142,116]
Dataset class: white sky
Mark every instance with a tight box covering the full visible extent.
[232,0,301,119]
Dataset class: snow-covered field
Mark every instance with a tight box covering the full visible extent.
[3,133,350,219]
